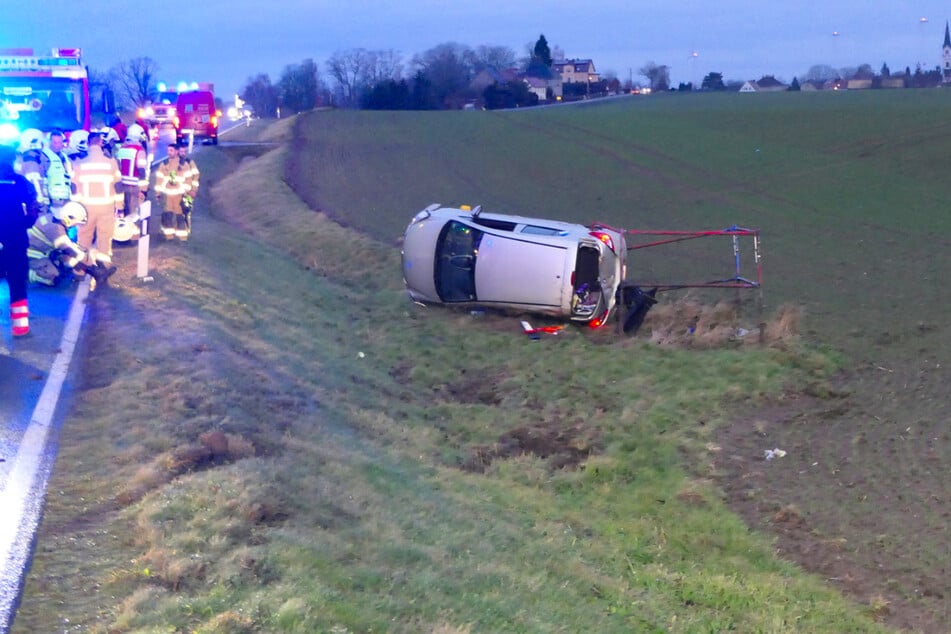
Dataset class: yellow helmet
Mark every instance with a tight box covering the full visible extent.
[54,201,88,228]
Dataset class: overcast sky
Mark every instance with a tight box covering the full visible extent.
[6,1,951,98]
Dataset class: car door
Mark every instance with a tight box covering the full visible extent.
[473,232,568,309]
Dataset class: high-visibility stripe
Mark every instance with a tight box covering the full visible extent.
[11,299,29,336]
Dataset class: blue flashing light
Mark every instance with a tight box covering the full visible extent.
[0,122,20,146]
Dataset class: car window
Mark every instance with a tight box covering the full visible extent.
[521,225,567,236]
[435,220,483,302]
[472,217,516,231]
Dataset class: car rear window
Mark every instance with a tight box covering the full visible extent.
[521,225,567,236]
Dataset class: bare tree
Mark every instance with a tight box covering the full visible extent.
[110,57,159,109]
[639,61,670,91]
[278,59,321,114]
[326,49,374,107]
[802,64,838,82]
[364,49,404,86]
[241,73,279,118]
[411,42,475,107]
[472,45,516,71]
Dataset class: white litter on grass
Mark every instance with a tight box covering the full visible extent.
[357,351,365,359]
[764,448,787,461]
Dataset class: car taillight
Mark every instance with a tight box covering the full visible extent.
[589,231,615,253]
[587,308,611,329]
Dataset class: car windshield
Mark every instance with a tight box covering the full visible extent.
[434,220,483,302]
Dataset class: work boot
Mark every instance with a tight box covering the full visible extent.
[89,263,118,287]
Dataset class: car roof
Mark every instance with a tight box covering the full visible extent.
[432,206,592,243]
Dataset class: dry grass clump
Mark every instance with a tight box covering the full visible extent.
[115,429,258,505]
[640,297,802,348]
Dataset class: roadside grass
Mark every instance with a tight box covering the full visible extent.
[283,100,950,631]
[18,93,948,631]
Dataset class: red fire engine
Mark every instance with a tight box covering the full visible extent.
[0,48,90,145]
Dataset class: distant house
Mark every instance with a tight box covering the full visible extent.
[846,78,873,90]
[552,59,600,84]
[469,66,562,103]
[738,75,788,92]
[524,76,551,101]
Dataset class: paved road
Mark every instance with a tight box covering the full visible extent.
[0,278,87,632]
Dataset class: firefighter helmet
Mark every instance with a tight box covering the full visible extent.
[68,129,89,155]
[113,215,141,243]
[18,128,45,152]
[97,126,120,146]
[126,123,147,144]
[54,201,88,228]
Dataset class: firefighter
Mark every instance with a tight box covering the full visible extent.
[16,128,46,204]
[179,144,200,228]
[154,142,196,240]
[0,143,40,337]
[115,124,150,220]
[72,133,120,288]
[27,201,110,286]
[40,129,74,218]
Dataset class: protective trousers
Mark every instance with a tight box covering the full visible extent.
[0,243,29,336]
[77,203,116,265]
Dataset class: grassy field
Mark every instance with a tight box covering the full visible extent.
[12,91,949,633]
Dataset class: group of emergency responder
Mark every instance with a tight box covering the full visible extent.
[0,122,199,338]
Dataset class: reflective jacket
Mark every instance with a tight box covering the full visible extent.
[18,150,46,205]
[72,146,121,209]
[27,213,85,267]
[155,155,195,212]
[115,142,149,191]
[40,148,73,202]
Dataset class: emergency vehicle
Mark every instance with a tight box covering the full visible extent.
[174,87,220,145]
[137,82,180,128]
[0,48,90,145]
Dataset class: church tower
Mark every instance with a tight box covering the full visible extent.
[942,21,951,83]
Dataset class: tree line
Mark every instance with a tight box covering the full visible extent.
[95,40,945,119]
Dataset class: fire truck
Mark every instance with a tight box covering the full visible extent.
[0,48,90,145]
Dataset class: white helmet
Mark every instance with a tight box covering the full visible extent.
[54,201,88,228]
[97,126,120,145]
[113,215,141,242]
[18,128,45,153]
[126,123,146,144]
[68,129,89,154]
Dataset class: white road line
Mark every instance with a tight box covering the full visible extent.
[0,278,89,631]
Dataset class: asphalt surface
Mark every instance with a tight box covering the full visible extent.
[0,278,88,633]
